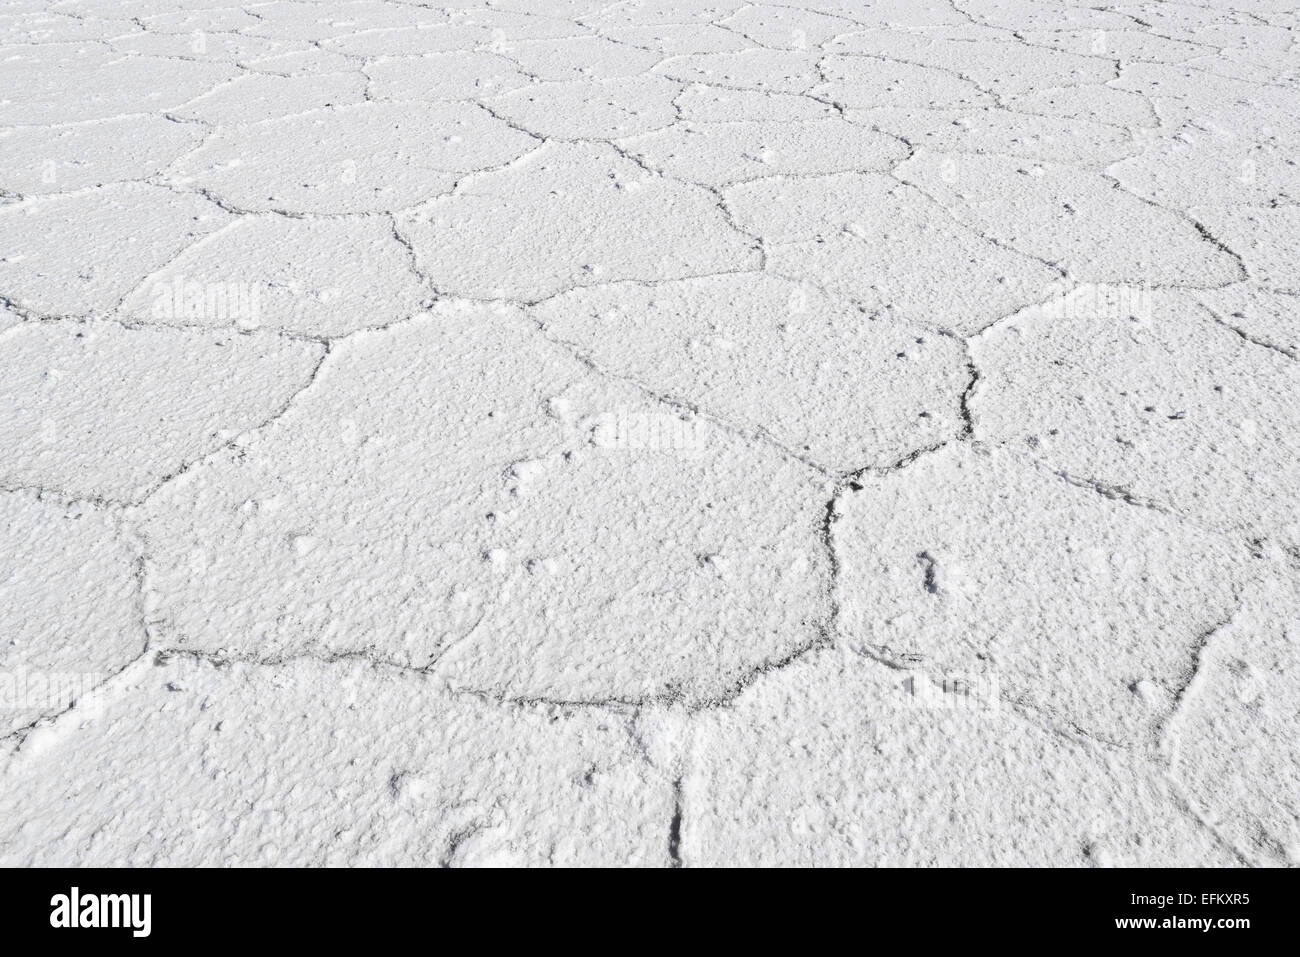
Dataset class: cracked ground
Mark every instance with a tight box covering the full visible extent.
[1,0,1298,868]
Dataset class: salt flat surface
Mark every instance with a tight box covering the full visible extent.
[1,0,1297,868]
